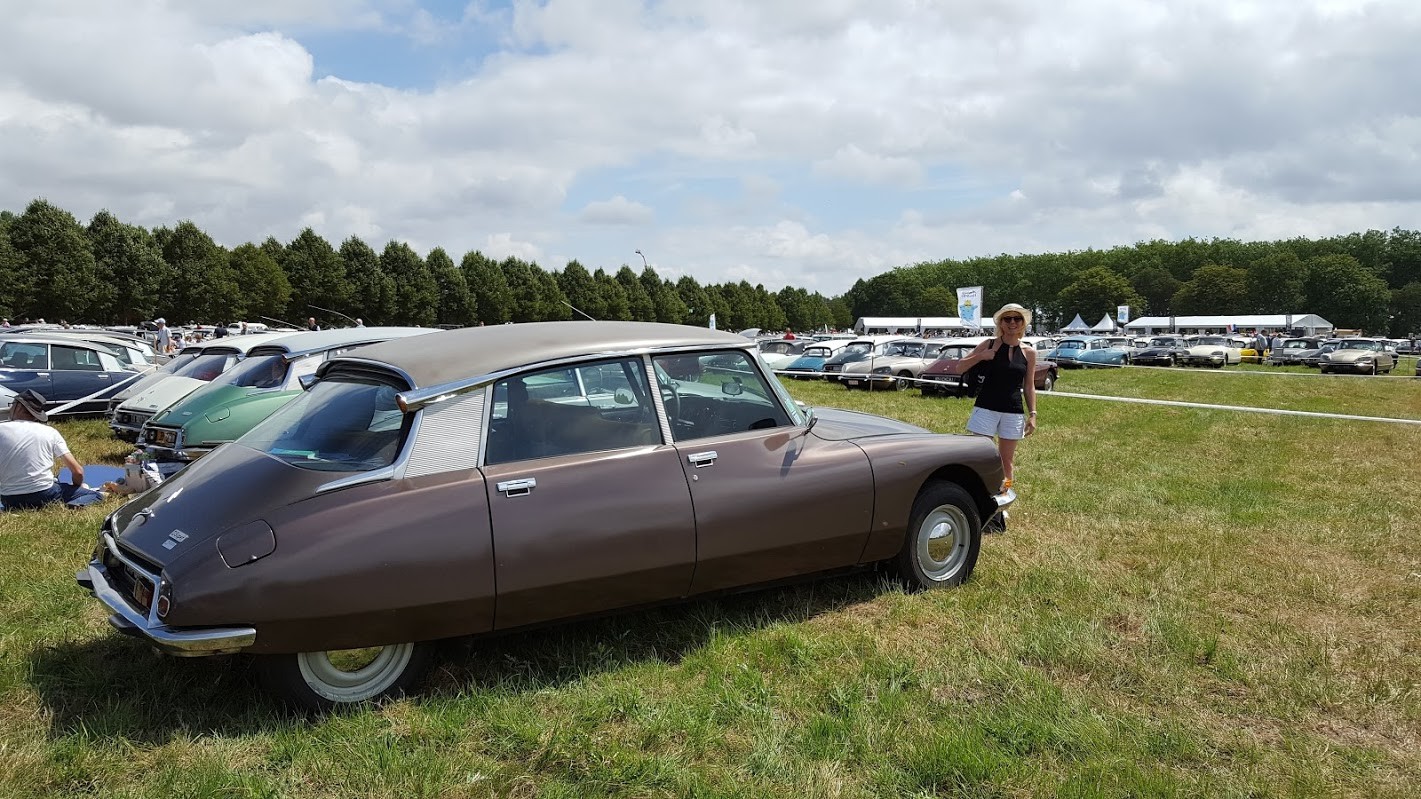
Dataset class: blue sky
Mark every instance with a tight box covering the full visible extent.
[2,1,1418,296]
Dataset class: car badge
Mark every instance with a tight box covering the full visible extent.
[162,529,189,550]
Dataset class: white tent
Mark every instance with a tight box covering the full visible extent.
[1122,314,1332,336]
[854,316,994,334]
[1061,314,1091,333]
[1091,314,1118,333]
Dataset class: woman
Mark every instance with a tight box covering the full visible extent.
[955,303,1037,491]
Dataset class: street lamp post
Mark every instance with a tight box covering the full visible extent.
[635,249,648,270]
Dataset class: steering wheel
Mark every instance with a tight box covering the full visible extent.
[659,379,681,425]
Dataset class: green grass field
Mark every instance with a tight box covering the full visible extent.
[2,368,1418,798]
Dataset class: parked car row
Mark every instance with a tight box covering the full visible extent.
[78,322,1014,709]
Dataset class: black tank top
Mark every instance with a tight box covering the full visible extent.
[974,340,1027,414]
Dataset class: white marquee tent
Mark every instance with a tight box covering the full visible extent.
[853,316,995,334]
[1091,314,1118,333]
[1122,314,1333,335]
[1061,314,1091,333]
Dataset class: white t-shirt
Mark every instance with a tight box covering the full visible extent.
[0,421,70,495]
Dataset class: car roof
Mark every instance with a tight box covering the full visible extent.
[187,332,294,355]
[247,327,436,358]
[327,321,752,389]
[0,334,121,352]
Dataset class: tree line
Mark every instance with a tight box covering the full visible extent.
[3,197,1419,337]
[0,199,853,332]
[845,230,1421,336]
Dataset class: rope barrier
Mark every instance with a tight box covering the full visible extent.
[772,368,1421,426]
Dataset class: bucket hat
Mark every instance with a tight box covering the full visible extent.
[12,389,48,422]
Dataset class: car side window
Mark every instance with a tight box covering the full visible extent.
[1,342,49,369]
[485,358,660,465]
[53,345,105,370]
[651,351,793,443]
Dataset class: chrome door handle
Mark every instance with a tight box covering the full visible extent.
[36,372,50,377]
[687,450,718,467]
[496,478,537,497]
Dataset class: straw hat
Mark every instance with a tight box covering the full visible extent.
[992,303,1032,329]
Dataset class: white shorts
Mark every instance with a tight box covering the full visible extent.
[966,407,1027,440]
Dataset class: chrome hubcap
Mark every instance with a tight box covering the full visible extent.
[297,643,414,702]
[916,505,970,581]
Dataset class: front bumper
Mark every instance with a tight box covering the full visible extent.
[110,411,154,442]
[77,532,256,657]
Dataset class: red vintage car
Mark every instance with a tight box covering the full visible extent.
[919,341,1058,397]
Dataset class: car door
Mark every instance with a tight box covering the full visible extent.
[651,350,875,595]
[49,344,115,405]
[481,357,696,631]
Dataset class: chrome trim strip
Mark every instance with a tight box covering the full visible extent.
[397,342,758,411]
[87,563,257,656]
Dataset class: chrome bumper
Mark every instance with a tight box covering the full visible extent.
[77,540,256,657]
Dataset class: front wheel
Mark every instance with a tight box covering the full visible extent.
[1042,372,1056,391]
[256,641,434,711]
[894,482,982,591]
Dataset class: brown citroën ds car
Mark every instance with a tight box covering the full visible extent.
[79,322,1014,709]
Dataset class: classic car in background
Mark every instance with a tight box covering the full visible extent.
[1130,336,1190,367]
[79,322,1013,709]
[0,336,144,420]
[1177,335,1244,367]
[1298,340,1343,369]
[1268,337,1323,366]
[838,339,948,390]
[780,340,852,378]
[1046,336,1126,368]
[141,327,436,462]
[110,333,288,442]
[1318,339,1397,375]
[755,338,807,371]
[821,336,909,381]
[918,341,1058,397]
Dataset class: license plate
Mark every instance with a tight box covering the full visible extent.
[129,570,153,611]
[844,378,862,385]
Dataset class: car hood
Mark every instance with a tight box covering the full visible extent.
[1325,350,1375,362]
[119,377,208,414]
[1185,345,1228,354]
[786,356,826,369]
[922,358,966,376]
[110,370,183,404]
[808,407,931,440]
[111,443,331,568]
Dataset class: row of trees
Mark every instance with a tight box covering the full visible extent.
[845,231,1421,336]
[3,197,1418,336]
[0,200,853,332]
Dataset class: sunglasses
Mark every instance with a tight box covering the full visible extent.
[1000,316,1024,324]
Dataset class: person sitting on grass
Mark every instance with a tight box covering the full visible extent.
[1,390,87,511]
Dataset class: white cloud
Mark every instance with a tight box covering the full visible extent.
[578,196,654,225]
[812,145,923,187]
[0,1,1418,295]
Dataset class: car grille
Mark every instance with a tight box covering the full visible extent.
[115,411,153,429]
[146,426,180,449]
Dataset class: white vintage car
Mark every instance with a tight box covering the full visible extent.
[838,339,950,390]
[1177,335,1244,367]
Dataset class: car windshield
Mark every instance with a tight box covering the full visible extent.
[1340,341,1377,351]
[843,342,874,354]
[1196,337,1227,345]
[1283,340,1309,349]
[157,353,197,373]
[887,343,926,357]
[802,347,832,358]
[213,354,290,389]
[242,378,407,472]
[171,353,239,381]
[1057,341,1086,350]
[1148,338,1178,347]
[936,346,972,360]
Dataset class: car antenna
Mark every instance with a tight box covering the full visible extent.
[257,315,301,329]
[562,301,597,321]
[308,304,360,325]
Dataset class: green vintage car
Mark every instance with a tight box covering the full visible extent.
[141,327,436,461]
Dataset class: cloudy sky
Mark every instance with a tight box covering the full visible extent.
[1,0,1418,296]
